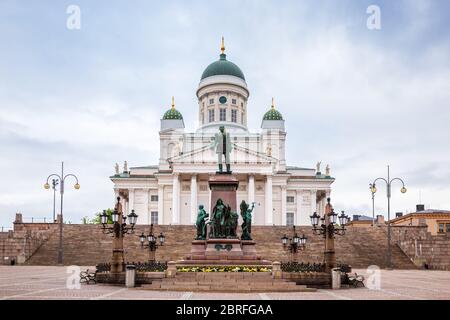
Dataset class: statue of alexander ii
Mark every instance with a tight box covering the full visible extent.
[210,125,233,173]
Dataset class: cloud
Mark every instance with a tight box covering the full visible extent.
[0,0,449,226]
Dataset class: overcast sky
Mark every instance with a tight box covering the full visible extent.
[1,0,449,228]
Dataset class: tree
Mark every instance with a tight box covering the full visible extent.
[93,208,114,224]
[81,209,114,224]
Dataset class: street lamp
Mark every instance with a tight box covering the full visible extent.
[139,224,165,262]
[100,198,137,237]
[44,161,80,265]
[309,198,350,273]
[281,226,307,262]
[371,165,407,269]
[369,183,376,227]
[51,179,59,223]
[100,197,138,273]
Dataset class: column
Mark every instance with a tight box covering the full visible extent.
[172,174,179,224]
[248,175,255,204]
[311,189,317,215]
[114,188,120,200]
[128,189,135,215]
[190,175,198,224]
[295,190,301,225]
[157,185,164,225]
[281,186,287,226]
[143,189,149,225]
[265,175,273,225]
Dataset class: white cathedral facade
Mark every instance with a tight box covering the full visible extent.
[111,40,334,226]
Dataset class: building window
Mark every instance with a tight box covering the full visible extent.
[241,102,243,107]
[208,109,215,122]
[151,195,158,202]
[287,196,295,203]
[438,223,445,233]
[232,98,237,105]
[151,211,158,225]
[241,112,244,124]
[231,109,237,123]
[447,224,450,233]
[286,212,294,226]
[220,108,226,121]
[209,98,214,105]
[202,102,205,108]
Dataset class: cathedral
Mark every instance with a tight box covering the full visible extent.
[111,39,334,226]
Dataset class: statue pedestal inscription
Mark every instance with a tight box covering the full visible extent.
[208,174,239,214]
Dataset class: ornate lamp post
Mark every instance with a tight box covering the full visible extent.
[139,224,165,262]
[100,197,138,273]
[310,198,350,273]
[44,161,80,265]
[281,225,307,262]
[371,165,407,269]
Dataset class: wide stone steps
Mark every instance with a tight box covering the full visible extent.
[25,224,416,269]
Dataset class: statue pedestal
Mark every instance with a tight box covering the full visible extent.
[186,238,264,264]
[208,174,239,213]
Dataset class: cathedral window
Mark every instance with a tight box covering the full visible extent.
[209,98,214,105]
[220,108,226,121]
[286,212,294,226]
[151,211,158,225]
[151,195,158,202]
[232,98,237,105]
[241,112,244,124]
[287,196,295,203]
[208,109,215,122]
[231,109,237,123]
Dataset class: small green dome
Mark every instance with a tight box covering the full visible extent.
[263,107,283,120]
[201,53,245,81]
[163,108,183,120]
[162,97,183,120]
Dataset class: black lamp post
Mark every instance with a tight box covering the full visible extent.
[309,198,350,272]
[100,198,138,237]
[44,161,80,265]
[139,224,165,262]
[100,197,137,273]
[371,165,407,269]
[281,226,307,262]
[51,179,59,223]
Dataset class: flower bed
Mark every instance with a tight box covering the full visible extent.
[177,266,272,272]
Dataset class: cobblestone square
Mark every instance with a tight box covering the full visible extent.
[0,266,449,300]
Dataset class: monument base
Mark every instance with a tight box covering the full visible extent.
[183,238,271,266]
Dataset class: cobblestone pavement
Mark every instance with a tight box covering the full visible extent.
[0,266,449,300]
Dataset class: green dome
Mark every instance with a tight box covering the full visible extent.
[263,107,283,120]
[163,107,183,120]
[201,53,245,81]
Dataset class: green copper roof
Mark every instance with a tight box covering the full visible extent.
[163,108,183,120]
[263,107,283,120]
[201,53,245,81]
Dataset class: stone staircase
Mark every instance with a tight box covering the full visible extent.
[25,224,416,269]
[141,272,316,292]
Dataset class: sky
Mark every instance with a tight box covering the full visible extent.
[0,0,449,228]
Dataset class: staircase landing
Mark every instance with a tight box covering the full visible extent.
[140,272,316,292]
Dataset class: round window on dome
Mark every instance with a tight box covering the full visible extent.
[219,96,227,104]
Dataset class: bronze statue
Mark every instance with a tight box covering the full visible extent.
[195,205,209,240]
[210,126,232,173]
[209,198,238,238]
[240,200,255,240]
